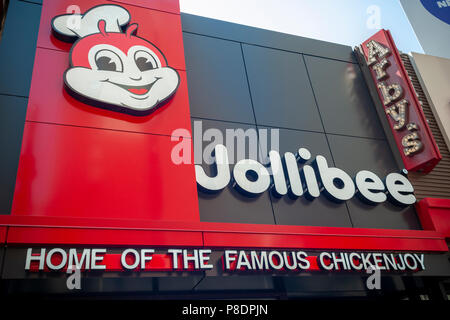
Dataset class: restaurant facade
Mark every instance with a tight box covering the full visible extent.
[0,0,449,300]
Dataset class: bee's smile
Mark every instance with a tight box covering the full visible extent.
[103,77,160,96]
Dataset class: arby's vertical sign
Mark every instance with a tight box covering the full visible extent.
[360,29,441,173]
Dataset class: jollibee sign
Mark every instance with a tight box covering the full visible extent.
[2,0,448,280]
[196,144,416,206]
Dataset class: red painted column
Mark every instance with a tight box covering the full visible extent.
[11,0,199,225]
[416,198,450,239]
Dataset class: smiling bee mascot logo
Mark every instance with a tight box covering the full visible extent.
[52,4,180,115]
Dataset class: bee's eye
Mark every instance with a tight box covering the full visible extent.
[95,49,123,72]
[134,50,159,71]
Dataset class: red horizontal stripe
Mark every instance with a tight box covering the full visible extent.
[8,227,203,247]
[2,208,448,252]
[203,232,447,252]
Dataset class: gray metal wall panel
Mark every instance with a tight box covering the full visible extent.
[327,134,421,230]
[260,127,352,227]
[326,134,399,177]
[0,1,40,215]
[242,44,323,132]
[183,33,255,124]
[0,0,41,97]
[181,13,356,63]
[304,55,385,139]
[0,95,27,214]
[192,118,275,224]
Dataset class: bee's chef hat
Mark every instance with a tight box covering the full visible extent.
[52,5,130,41]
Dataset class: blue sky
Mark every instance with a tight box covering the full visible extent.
[180,0,424,53]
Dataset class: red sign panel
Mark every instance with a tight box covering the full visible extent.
[361,29,441,173]
[11,0,198,222]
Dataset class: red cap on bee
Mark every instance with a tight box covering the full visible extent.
[70,20,167,69]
